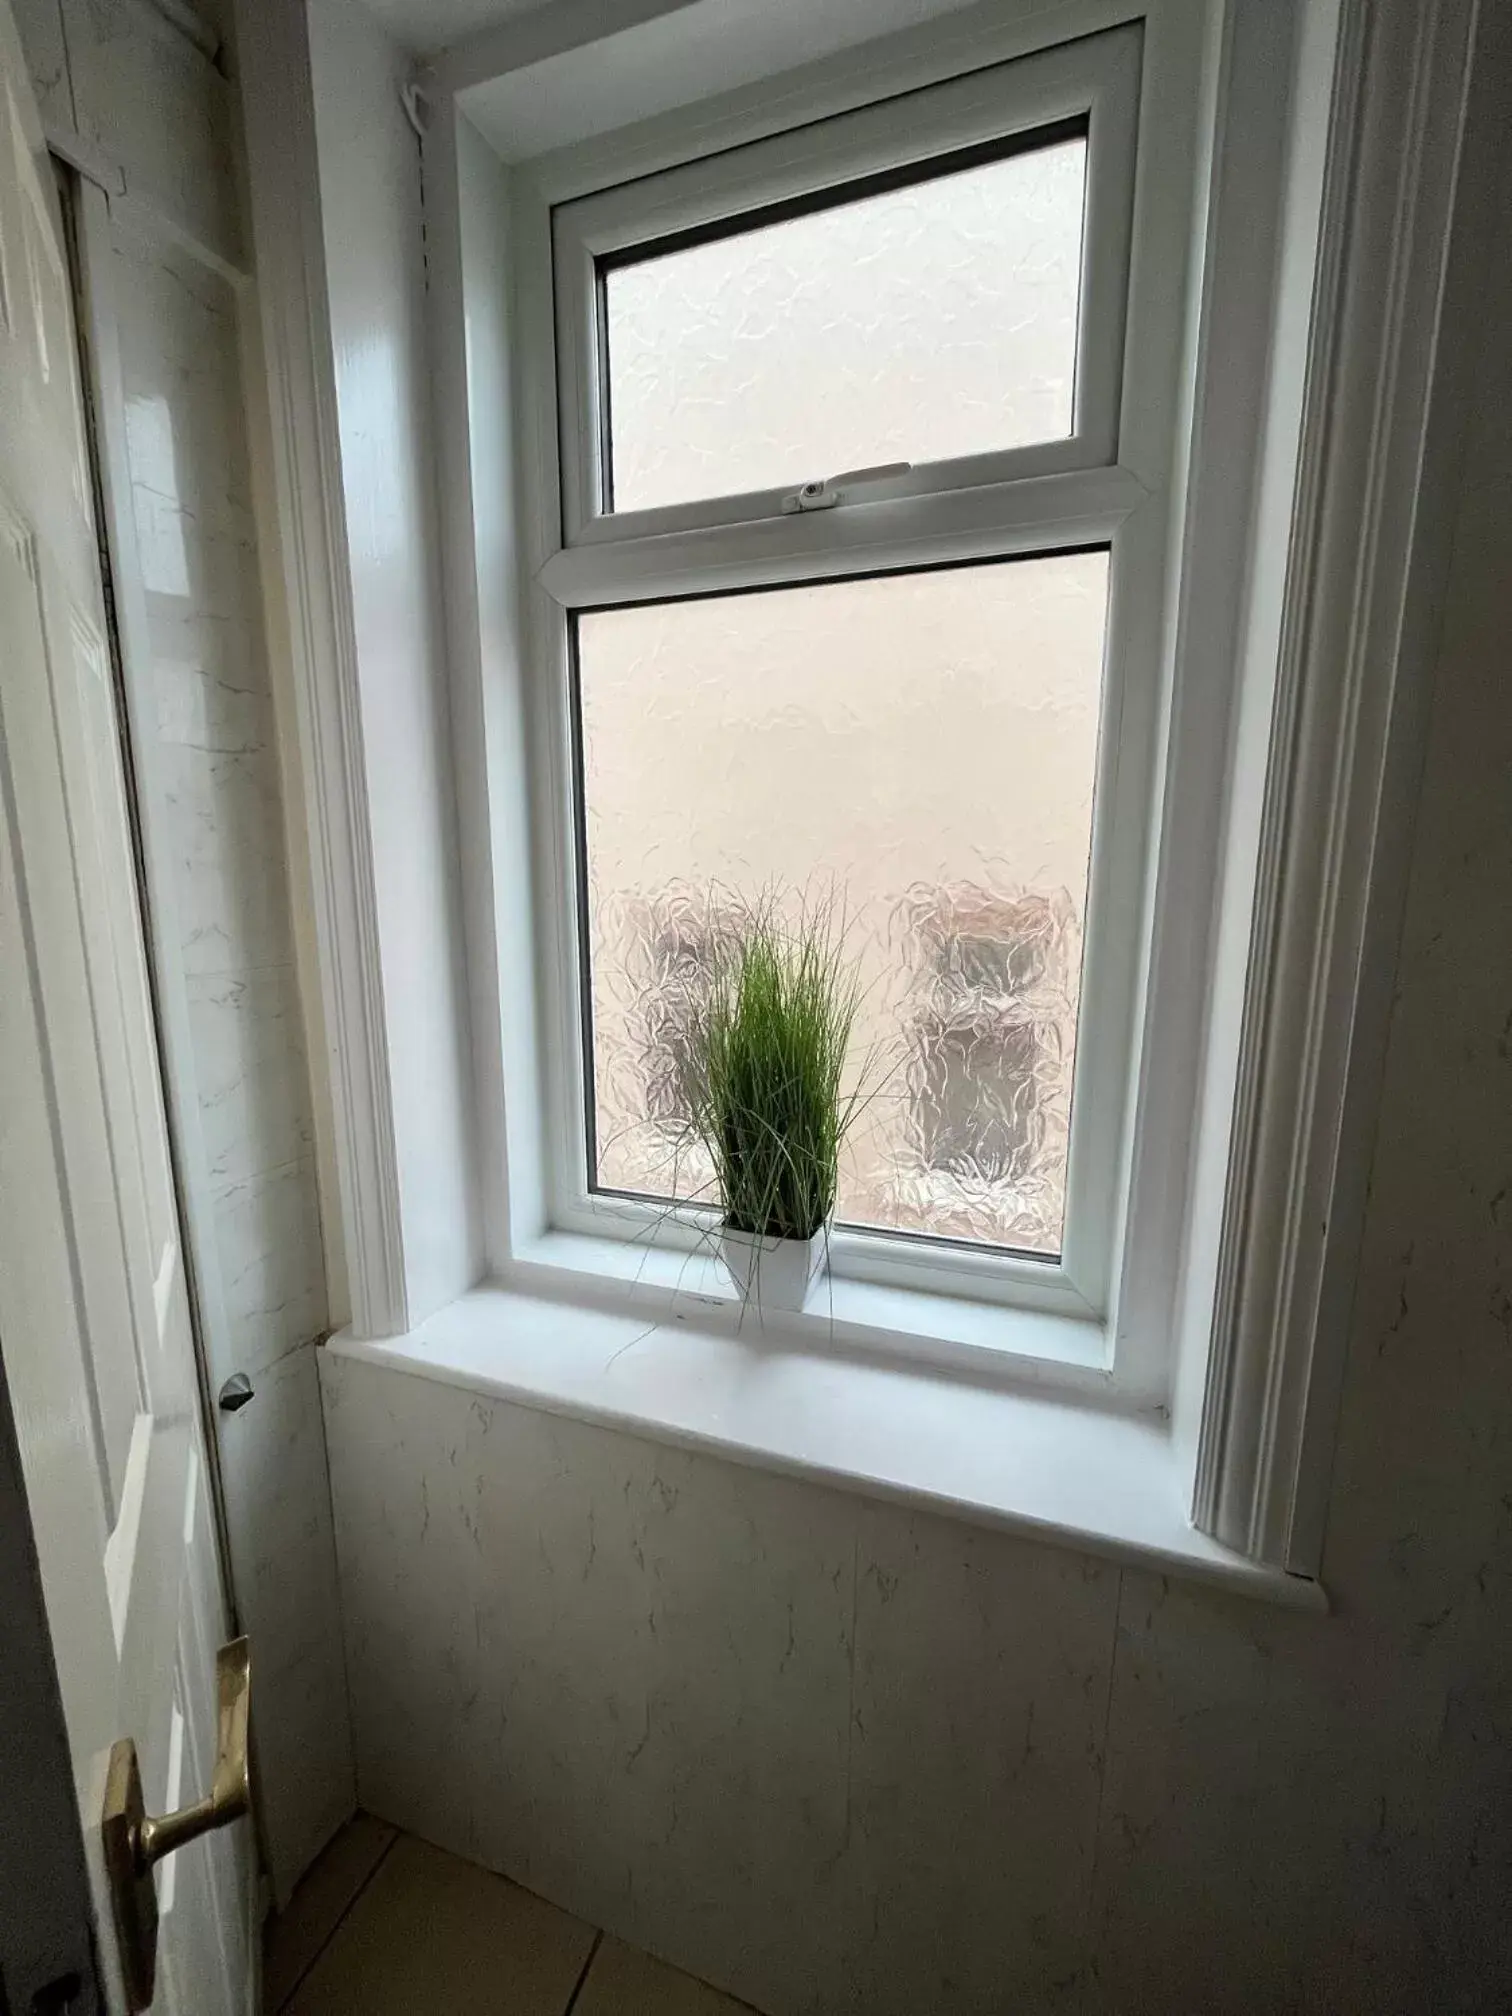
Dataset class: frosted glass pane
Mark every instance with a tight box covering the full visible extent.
[577,551,1109,1257]
[604,135,1087,514]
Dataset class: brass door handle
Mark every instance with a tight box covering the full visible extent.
[102,1637,252,2011]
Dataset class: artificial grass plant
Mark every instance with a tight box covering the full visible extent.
[683,897,869,1243]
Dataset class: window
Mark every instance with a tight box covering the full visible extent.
[575,551,1108,1260]
[597,129,1089,513]
[534,19,1167,1317]
[551,26,1141,545]
[258,0,1460,1580]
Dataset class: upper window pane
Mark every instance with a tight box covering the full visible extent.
[575,549,1108,1258]
[601,131,1088,515]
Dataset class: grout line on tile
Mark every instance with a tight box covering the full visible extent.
[1082,1563,1126,1964]
[561,1927,604,2016]
[274,1824,399,2014]
[842,1525,859,1850]
[308,1349,360,1831]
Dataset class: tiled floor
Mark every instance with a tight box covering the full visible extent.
[264,1816,756,2014]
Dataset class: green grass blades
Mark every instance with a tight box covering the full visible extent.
[684,897,867,1241]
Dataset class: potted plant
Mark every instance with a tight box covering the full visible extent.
[683,899,868,1314]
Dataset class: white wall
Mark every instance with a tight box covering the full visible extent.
[308,0,481,1327]
[319,23,1512,2016]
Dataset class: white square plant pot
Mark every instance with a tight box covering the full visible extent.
[720,1226,827,1313]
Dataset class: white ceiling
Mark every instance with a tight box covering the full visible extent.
[359,0,543,58]
[421,0,991,162]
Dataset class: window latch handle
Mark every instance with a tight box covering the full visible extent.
[781,462,911,513]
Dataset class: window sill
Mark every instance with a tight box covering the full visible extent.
[511,1228,1108,1386]
[325,1273,1328,1612]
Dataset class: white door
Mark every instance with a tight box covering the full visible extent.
[0,4,255,2011]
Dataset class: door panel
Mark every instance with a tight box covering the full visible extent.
[1,504,141,1518]
[0,4,253,2008]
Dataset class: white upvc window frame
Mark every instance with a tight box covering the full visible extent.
[520,7,1204,1377]
[550,23,1141,545]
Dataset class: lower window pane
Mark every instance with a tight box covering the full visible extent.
[574,550,1109,1258]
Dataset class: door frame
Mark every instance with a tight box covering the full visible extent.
[0,14,280,2010]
